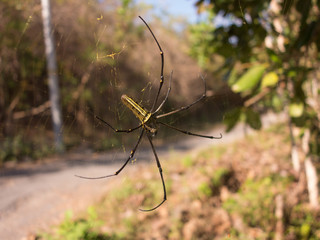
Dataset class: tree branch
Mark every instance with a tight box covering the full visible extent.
[244,88,270,108]
[13,100,51,120]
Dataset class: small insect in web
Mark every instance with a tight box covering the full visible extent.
[75,16,222,212]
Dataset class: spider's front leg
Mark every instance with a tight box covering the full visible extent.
[158,121,222,139]
[139,16,165,113]
[156,76,207,119]
[152,71,173,115]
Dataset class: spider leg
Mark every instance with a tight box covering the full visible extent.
[152,71,173,115]
[139,134,167,212]
[96,115,142,133]
[75,129,145,179]
[139,16,165,113]
[156,76,207,119]
[158,121,222,139]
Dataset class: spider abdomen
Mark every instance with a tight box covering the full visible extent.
[121,94,151,124]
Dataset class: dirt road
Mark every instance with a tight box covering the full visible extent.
[0,113,283,240]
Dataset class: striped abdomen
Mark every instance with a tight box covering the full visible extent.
[121,94,151,124]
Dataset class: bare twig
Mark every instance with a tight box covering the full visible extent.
[13,100,51,120]
[244,88,270,107]
[72,63,94,101]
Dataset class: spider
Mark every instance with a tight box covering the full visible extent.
[76,16,222,212]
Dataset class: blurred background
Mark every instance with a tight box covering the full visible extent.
[0,0,320,239]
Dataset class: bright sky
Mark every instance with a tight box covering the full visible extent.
[136,0,236,29]
[136,0,202,23]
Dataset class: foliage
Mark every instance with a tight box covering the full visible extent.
[190,0,320,156]
[231,64,267,94]
[39,207,123,240]
[198,167,231,198]
[211,167,230,187]
[223,176,286,233]
[288,204,320,239]
[0,134,54,165]
[197,181,213,197]
[182,155,194,168]
[1,0,134,160]
[188,18,216,68]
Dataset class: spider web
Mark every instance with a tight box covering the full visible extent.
[1,0,228,170]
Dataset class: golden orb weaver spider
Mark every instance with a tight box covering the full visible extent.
[75,16,222,212]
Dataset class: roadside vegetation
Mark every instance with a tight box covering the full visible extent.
[37,123,320,240]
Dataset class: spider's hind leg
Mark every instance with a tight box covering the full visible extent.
[75,129,145,179]
[139,134,167,212]
[96,115,142,133]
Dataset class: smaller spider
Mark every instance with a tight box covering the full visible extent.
[76,16,222,211]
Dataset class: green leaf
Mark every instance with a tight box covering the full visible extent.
[267,49,282,64]
[261,72,279,88]
[245,109,262,130]
[224,107,242,132]
[228,66,238,86]
[300,223,311,237]
[272,95,282,111]
[231,64,266,93]
[287,69,297,78]
[289,102,304,117]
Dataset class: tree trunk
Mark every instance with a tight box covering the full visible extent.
[305,157,319,209]
[302,129,319,209]
[41,0,64,152]
[287,105,301,174]
[289,120,301,173]
[275,194,284,240]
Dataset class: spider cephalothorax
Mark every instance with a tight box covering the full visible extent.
[76,16,222,211]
